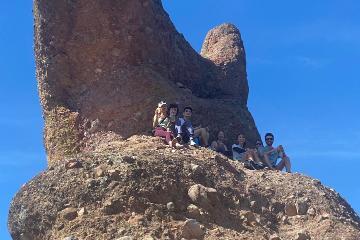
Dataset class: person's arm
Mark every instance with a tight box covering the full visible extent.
[210,141,218,150]
[152,112,159,128]
[175,118,183,135]
[263,148,277,155]
[186,121,194,136]
[263,154,276,170]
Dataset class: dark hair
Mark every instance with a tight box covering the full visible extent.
[183,106,193,112]
[167,103,179,116]
[265,133,274,139]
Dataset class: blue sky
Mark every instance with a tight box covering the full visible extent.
[1,1,359,239]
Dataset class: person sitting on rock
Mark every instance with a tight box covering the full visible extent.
[210,131,231,157]
[193,125,210,147]
[152,101,179,147]
[166,103,179,136]
[175,106,209,146]
[232,134,263,162]
[258,133,292,173]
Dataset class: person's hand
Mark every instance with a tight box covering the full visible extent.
[277,145,284,153]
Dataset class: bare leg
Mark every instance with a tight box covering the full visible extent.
[194,128,209,147]
[263,154,276,170]
[275,157,291,173]
[283,156,291,173]
[248,150,263,163]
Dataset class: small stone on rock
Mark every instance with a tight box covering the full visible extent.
[167,202,175,211]
[60,207,78,221]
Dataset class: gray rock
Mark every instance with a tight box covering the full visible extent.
[187,204,201,219]
[116,237,133,240]
[188,184,219,210]
[181,219,204,239]
[166,202,175,212]
[63,237,78,240]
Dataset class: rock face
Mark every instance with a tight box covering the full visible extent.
[33,0,258,164]
[8,135,360,239]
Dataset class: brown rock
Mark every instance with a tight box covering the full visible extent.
[60,208,78,221]
[64,159,82,169]
[102,198,123,215]
[241,211,257,225]
[108,169,121,181]
[33,0,259,164]
[269,234,282,240]
[285,203,298,216]
[295,231,311,240]
[201,23,248,104]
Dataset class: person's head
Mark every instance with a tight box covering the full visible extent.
[167,103,179,117]
[255,140,263,148]
[157,101,167,115]
[183,106,193,118]
[264,133,274,146]
[217,131,225,142]
[237,134,246,147]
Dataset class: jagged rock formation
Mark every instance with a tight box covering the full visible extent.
[33,0,258,164]
[8,135,360,239]
[201,23,248,104]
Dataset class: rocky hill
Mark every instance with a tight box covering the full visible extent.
[8,135,360,239]
[8,0,360,239]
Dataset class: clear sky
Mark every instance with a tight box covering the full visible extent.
[1,1,359,239]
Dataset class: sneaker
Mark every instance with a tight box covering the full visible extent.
[189,139,197,146]
[175,135,182,143]
[175,143,183,148]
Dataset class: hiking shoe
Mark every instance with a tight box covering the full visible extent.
[175,143,183,149]
[189,139,197,146]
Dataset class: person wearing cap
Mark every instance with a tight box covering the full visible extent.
[152,101,179,147]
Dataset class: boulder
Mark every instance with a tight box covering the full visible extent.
[285,203,298,216]
[59,208,78,221]
[188,184,219,210]
[181,219,204,239]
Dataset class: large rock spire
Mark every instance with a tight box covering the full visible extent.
[33,0,258,164]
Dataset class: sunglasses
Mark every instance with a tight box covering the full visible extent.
[184,110,192,113]
[256,142,262,145]
[265,138,273,141]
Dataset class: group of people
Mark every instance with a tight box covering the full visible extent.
[152,101,291,173]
